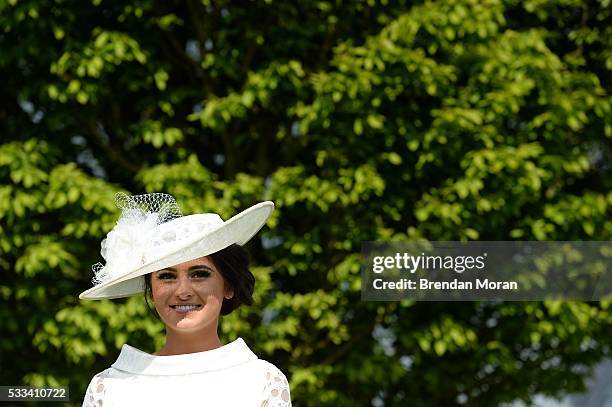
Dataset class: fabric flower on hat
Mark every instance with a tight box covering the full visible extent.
[92,210,160,285]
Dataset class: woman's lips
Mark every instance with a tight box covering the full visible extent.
[170,305,203,314]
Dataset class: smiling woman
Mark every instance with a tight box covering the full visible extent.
[79,193,291,406]
[143,245,254,355]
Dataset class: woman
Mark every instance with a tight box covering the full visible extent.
[79,192,291,406]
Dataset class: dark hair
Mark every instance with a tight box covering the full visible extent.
[144,244,255,316]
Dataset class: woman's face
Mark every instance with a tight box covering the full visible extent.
[150,256,232,332]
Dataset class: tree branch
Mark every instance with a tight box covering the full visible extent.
[81,117,141,174]
[185,0,217,61]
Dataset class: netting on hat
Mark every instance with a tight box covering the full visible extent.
[114,192,182,224]
[91,192,183,285]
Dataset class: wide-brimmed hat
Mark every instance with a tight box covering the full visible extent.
[79,192,274,300]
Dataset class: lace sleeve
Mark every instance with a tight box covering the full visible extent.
[82,369,111,407]
[260,364,292,407]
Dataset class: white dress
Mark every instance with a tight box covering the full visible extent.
[82,338,291,406]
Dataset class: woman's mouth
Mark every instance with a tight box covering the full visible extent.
[170,304,202,314]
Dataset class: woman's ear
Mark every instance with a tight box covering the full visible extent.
[224,289,234,300]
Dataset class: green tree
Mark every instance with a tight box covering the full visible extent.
[1,0,610,405]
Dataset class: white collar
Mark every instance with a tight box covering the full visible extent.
[111,338,257,375]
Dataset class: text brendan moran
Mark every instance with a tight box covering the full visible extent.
[372,278,518,290]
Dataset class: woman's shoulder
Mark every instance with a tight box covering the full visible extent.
[89,367,113,378]
[83,368,114,407]
[246,358,290,384]
[249,359,292,406]
[85,366,126,382]
[250,358,287,374]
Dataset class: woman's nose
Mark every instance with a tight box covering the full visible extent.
[175,275,194,298]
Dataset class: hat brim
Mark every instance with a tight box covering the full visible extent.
[79,201,274,300]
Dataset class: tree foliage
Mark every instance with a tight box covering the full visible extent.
[1,0,611,405]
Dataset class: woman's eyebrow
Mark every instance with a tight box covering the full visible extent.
[188,265,214,272]
[158,265,214,272]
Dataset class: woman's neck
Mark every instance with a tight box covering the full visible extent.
[155,327,223,356]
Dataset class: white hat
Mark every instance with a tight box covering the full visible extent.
[79,192,274,300]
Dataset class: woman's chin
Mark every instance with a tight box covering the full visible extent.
[174,319,203,330]
[171,313,218,331]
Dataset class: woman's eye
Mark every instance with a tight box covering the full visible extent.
[157,272,175,280]
[192,270,211,278]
